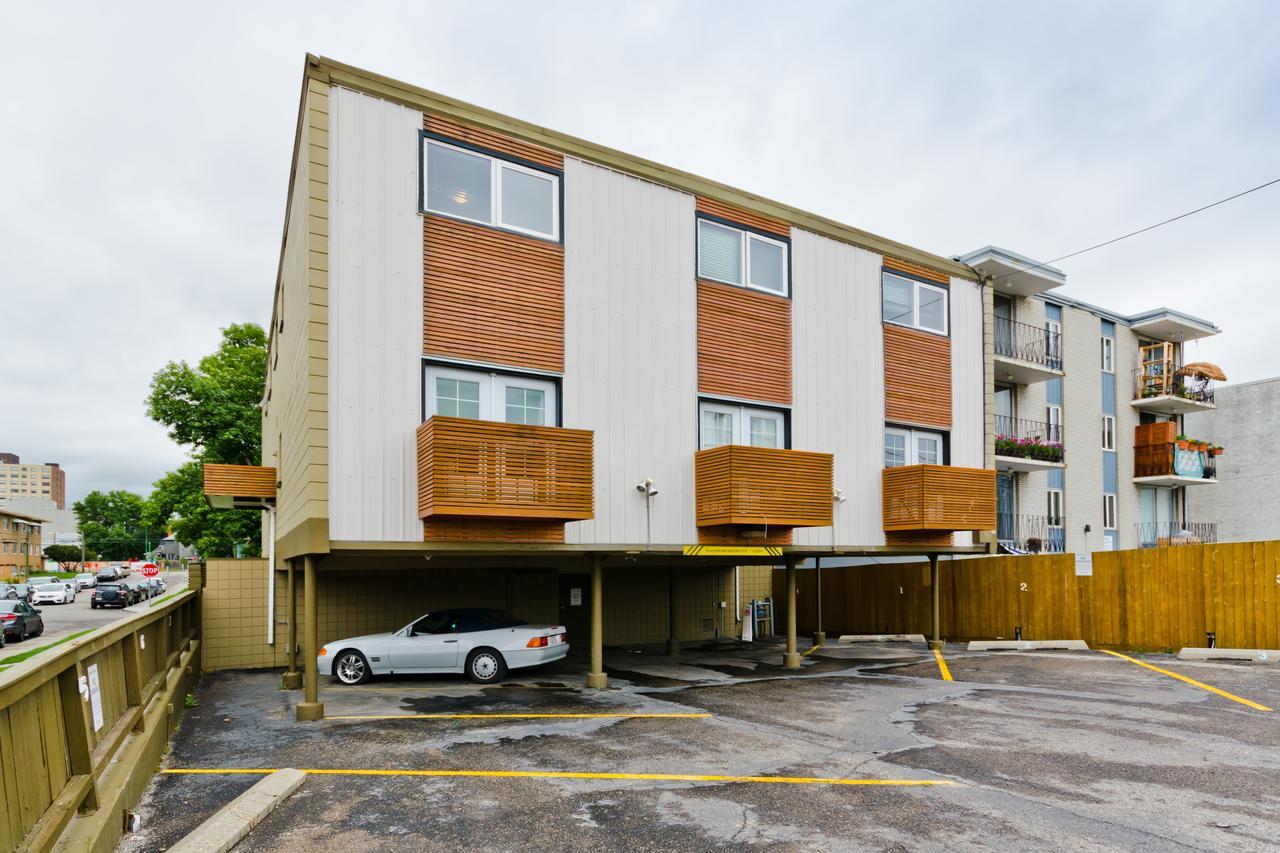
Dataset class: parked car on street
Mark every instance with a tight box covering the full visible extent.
[0,601,44,642]
[126,581,151,602]
[319,608,569,685]
[32,583,73,605]
[0,583,18,601]
[146,578,163,598]
[10,583,32,603]
[74,573,97,590]
[92,582,133,608]
[26,576,55,588]
[96,567,120,582]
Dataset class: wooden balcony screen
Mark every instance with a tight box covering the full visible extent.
[882,464,996,533]
[417,416,593,521]
[202,464,277,508]
[695,445,834,528]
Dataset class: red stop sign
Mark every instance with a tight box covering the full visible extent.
[142,564,159,577]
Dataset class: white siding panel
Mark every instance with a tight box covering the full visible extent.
[563,159,698,544]
[1114,322,1142,549]
[1062,305,1103,553]
[328,88,425,542]
[791,230,885,548]
[949,276,985,546]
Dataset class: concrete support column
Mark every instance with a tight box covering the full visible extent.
[296,555,324,721]
[928,554,943,651]
[282,558,301,690]
[666,566,680,656]
[813,557,825,646]
[586,554,607,689]
[783,557,801,669]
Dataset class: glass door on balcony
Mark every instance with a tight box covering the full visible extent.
[995,385,1014,436]
[994,295,1013,356]
[1138,486,1176,546]
[996,473,1015,541]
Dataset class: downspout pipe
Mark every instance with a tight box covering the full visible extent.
[266,504,276,646]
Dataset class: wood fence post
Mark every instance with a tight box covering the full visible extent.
[55,663,100,813]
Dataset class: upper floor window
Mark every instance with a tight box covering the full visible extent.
[697,219,789,296]
[424,364,558,426]
[884,426,944,468]
[699,400,786,450]
[881,272,948,335]
[1101,335,1115,373]
[1102,415,1116,451]
[1103,493,1117,530]
[423,138,561,241]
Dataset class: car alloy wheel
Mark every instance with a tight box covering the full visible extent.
[467,649,506,684]
[334,651,370,685]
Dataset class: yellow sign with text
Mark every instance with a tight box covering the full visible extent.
[682,545,784,557]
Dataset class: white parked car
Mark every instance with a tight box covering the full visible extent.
[74,573,97,591]
[319,609,568,685]
[32,583,73,605]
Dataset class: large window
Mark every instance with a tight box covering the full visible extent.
[423,138,560,241]
[881,272,948,334]
[697,219,789,296]
[424,364,558,426]
[884,426,944,468]
[698,401,786,450]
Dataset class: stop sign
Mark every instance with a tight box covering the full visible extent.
[142,563,159,577]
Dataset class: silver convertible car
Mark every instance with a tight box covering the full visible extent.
[318,608,568,685]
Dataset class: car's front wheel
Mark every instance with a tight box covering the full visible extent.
[333,650,371,685]
[466,648,508,684]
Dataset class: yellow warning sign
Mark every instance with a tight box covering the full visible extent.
[682,545,784,557]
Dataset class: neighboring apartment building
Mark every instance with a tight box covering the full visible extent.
[0,454,67,510]
[959,247,1222,555]
[1185,377,1279,543]
[0,495,79,554]
[0,508,45,578]
[204,56,996,720]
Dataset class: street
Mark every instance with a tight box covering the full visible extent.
[11,571,187,647]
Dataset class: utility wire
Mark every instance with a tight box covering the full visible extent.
[985,176,1280,282]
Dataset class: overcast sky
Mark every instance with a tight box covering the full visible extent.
[2,1,1277,504]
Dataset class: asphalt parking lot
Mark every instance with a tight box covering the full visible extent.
[123,641,1279,851]
[3,571,186,648]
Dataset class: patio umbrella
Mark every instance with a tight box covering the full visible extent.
[1182,362,1227,381]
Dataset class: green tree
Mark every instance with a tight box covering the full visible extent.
[146,323,268,466]
[143,462,261,558]
[43,544,84,572]
[74,490,148,561]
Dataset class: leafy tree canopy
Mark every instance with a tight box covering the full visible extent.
[74,489,148,561]
[144,462,261,558]
[43,544,84,572]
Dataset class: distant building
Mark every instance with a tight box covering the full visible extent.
[1184,377,1280,543]
[153,534,197,562]
[0,454,67,509]
[0,508,45,577]
[0,495,79,556]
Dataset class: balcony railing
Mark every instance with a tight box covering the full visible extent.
[694,445,834,528]
[416,416,594,521]
[996,513,1066,554]
[1134,442,1218,481]
[882,465,996,533]
[1133,365,1215,405]
[1136,521,1218,548]
[995,317,1062,370]
[994,415,1065,463]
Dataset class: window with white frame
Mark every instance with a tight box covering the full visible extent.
[1103,493,1117,530]
[1102,415,1116,451]
[884,426,944,468]
[696,219,789,296]
[424,364,558,426]
[1101,335,1114,373]
[1045,318,1062,365]
[1046,404,1062,442]
[1047,489,1064,526]
[423,138,561,241]
[698,401,786,450]
[881,272,948,335]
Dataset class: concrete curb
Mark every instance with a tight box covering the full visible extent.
[967,640,1090,651]
[838,634,927,644]
[1177,647,1279,663]
[167,768,306,853]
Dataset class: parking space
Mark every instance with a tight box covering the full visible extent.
[122,642,1280,851]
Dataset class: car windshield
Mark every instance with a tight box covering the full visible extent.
[77,574,93,580]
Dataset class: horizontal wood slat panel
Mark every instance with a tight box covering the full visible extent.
[417,416,593,523]
[698,525,793,545]
[883,324,951,427]
[696,197,790,237]
[423,517,565,543]
[697,280,792,404]
[885,531,955,547]
[882,465,995,532]
[202,464,277,498]
[424,215,565,373]
[425,114,563,170]
[883,256,950,285]
[695,445,833,528]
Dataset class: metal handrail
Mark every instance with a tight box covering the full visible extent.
[994,317,1062,370]
[996,513,1066,553]
[994,415,1065,462]
[1135,521,1218,548]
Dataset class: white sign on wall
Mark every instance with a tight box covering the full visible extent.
[86,663,104,731]
[569,588,582,607]
[1074,553,1093,577]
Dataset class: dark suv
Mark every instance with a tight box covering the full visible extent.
[91,582,132,608]
[96,567,121,582]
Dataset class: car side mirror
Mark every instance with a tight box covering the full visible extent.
[34,608,42,614]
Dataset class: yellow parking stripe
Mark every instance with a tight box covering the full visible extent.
[933,649,952,681]
[1099,650,1272,712]
[325,706,711,712]
[802,644,823,656]
[163,768,954,787]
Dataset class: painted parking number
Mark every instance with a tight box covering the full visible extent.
[1019,582,1028,592]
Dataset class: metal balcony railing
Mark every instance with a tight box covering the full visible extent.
[994,415,1065,463]
[1136,522,1218,549]
[994,317,1062,370]
[997,513,1066,554]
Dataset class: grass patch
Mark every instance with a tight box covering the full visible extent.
[148,587,187,608]
[0,629,95,666]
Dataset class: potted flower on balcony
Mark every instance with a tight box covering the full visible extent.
[1176,435,1191,451]
[1210,445,1224,457]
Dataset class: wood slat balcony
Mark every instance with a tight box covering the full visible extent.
[694,445,834,528]
[882,464,996,533]
[202,464,277,509]
[417,416,594,521]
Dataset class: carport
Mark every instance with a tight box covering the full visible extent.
[278,541,989,722]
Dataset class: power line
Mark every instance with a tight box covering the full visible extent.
[985,176,1280,282]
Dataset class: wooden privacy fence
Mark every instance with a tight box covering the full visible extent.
[778,540,1280,651]
[0,589,201,852]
